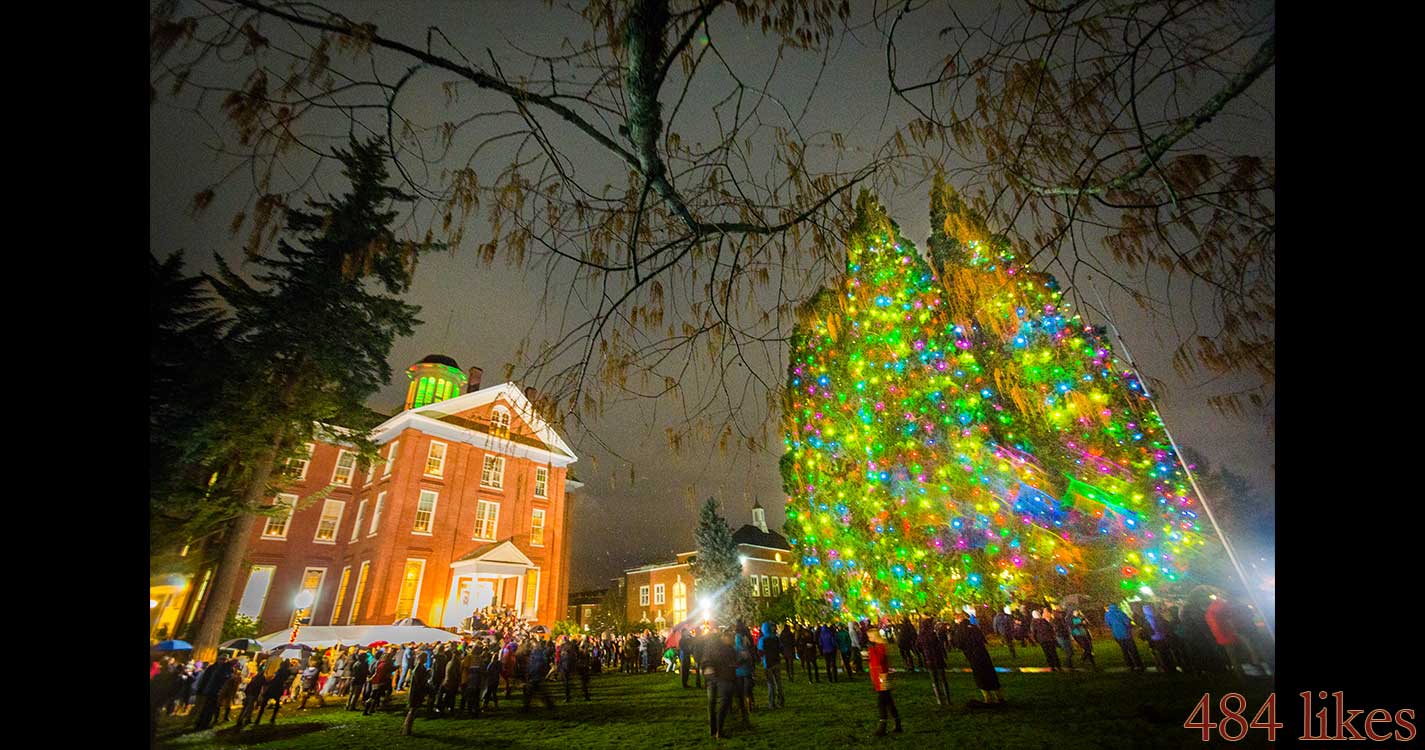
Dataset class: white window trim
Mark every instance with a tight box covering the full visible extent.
[261,494,298,540]
[329,565,352,625]
[425,440,447,478]
[534,466,549,498]
[350,499,367,542]
[398,558,427,620]
[295,567,327,622]
[481,455,505,490]
[653,583,665,605]
[287,442,315,481]
[639,585,650,606]
[369,491,386,536]
[313,499,345,544]
[363,462,373,487]
[383,440,399,477]
[473,500,500,541]
[413,489,439,535]
[238,564,276,620]
[331,449,357,486]
[348,561,370,625]
[530,508,546,547]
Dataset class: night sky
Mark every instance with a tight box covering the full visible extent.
[150,2,1274,591]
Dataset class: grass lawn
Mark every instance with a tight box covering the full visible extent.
[157,644,1275,750]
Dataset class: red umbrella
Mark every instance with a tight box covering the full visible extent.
[366,640,390,648]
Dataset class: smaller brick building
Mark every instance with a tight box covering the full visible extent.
[622,502,795,632]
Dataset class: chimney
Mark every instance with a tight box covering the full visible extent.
[466,367,483,393]
[524,385,537,404]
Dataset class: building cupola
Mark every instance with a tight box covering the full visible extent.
[404,354,468,410]
[751,498,767,533]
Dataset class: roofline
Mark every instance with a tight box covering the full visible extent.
[405,382,576,458]
[737,542,792,553]
[623,561,690,575]
[372,412,575,467]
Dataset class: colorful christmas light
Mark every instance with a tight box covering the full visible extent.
[781,193,1206,619]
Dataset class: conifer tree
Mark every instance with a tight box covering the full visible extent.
[184,138,438,659]
[690,497,753,624]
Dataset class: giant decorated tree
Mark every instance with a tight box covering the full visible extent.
[781,187,1208,620]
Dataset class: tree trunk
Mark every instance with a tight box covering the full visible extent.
[190,437,282,662]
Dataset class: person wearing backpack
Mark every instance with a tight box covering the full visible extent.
[758,621,785,709]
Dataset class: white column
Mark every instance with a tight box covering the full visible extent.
[513,572,525,617]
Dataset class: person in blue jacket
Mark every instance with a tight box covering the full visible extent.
[758,622,785,709]
[817,624,839,682]
[1104,604,1146,672]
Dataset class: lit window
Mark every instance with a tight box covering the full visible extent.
[534,467,549,498]
[350,499,367,541]
[771,575,782,596]
[237,565,275,619]
[639,585,649,606]
[672,580,687,623]
[369,492,386,536]
[383,440,399,477]
[292,568,325,626]
[782,576,790,593]
[474,500,499,540]
[332,450,357,486]
[481,455,505,489]
[654,583,665,605]
[491,407,511,438]
[414,376,436,408]
[329,566,351,625]
[425,441,447,477]
[396,559,426,619]
[761,575,771,598]
[348,561,370,624]
[314,500,345,542]
[285,443,314,481]
[261,494,297,539]
[530,508,546,546]
[413,490,438,533]
[748,573,760,597]
[525,568,540,618]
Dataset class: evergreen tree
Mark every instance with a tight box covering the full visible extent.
[690,497,753,624]
[149,252,232,561]
[184,138,438,659]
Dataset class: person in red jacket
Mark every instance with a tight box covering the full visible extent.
[867,627,903,737]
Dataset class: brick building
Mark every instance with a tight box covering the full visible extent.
[622,501,795,632]
[153,355,582,639]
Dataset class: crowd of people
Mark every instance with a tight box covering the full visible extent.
[151,593,1270,741]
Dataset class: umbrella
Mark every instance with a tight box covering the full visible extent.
[366,640,390,648]
[219,637,267,652]
[392,617,426,627]
[530,625,549,634]
[151,640,193,652]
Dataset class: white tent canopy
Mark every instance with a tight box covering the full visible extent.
[257,625,463,649]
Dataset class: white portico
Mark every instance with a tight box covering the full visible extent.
[444,538,540,628]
